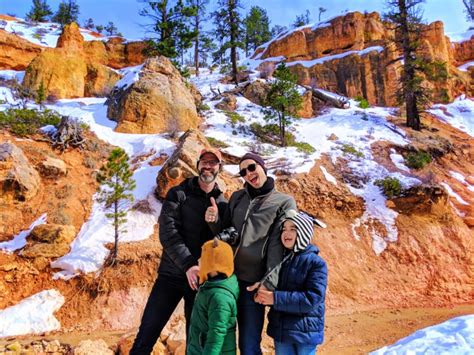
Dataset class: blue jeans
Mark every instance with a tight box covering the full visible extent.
[275,342,317,355]
[237,279,266,355]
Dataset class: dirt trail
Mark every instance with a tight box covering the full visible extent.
[2,304,472,353]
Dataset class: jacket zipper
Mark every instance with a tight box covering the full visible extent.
[233,198,255,258]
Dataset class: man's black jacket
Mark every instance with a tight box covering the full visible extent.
[158,177,227,279]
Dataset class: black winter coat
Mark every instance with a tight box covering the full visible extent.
[158,177,227,279]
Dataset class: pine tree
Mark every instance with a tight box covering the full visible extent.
[140,0,197,60]
[96,148,136,267]
[318,7,327,22]
[199,33,217,66]
[463,0,474,22]
[52,0,80,29]
[271,24,287,38]
[244,6,271,57]
[26,0,53,22]
[83,17,95,30]
[105,21,118,36]
[385,0,430,131]
[262,63,302,147]
[293,9,311,28]
[187,0,209,76]
[95,25,104,34]
[36,81,47,110]
[212,0,244,83]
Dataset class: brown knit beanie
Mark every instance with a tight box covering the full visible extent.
[198,238,234,283]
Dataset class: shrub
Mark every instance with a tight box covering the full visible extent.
[341,143,364,158]
[404,150,432,169]
[374,177,402,198]
[224,111,245,126]
[206,136,229,149]
[292,141,315,154]
[198,103,211,111]
[355,95,369,109]
[250,123,314,153]
[0,108,61,137]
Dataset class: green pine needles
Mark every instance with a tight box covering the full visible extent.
[96,148,136,267]
[262,63,302,147]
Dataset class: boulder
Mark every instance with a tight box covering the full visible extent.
[0,29,43,70]
[297,90,314,118]
[0,142,41,202]
[104,37,147,69]
[20,223,76,259]
[107,56,199,134]
[56,22,84,51]
[74,340,114,355]
[243,80,269,106]
[215,93,237,111]
[38,157,67,178]
[85,63,122,97]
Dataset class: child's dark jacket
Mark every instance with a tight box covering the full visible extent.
[267,244,328,345]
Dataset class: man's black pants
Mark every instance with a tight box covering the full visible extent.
[130,274,196,355]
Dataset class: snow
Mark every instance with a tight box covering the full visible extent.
[390,149,411,172]
[0,290,64,337]
[458,61,474,72]
[450,171,474,192]
[447,29,474,43]
[114,64,144,91]
[286,46,384,68]
[320,165,337,185]
[1,18,102,47]
[428,96,474,137]
[440,182,470,205]
[371,315,474,354]
[0,214,47,253]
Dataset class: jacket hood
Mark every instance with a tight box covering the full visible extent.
[200,274,239,300]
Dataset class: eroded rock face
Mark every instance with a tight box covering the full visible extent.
[255,11,472,105]
[22,23,122,99]
[0,29,43,70]
[0,142,41,202]
[107,56,199,134]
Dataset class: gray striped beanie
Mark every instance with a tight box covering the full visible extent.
[284,210,315,253]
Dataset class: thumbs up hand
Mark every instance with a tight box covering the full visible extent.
[205,197,219,223]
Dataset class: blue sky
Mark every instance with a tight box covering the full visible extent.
[0,0,470,40]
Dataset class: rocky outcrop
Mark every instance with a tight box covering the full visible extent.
[20,224,76,260]
[215,93,237,111]
[254,12,472,106]
[22,23,121,98]
[107,56,199,134]
[38,157,67,178]
[451,35,474,65]
[0,142,41,202]
[155,129,239,199]
[0,29,43,70]
[103,37,147,69]
[243,80,269,106]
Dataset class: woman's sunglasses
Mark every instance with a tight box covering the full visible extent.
[239,163,257,177]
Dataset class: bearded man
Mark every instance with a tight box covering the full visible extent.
[131,149,227,355]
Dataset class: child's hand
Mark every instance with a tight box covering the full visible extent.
[246,282,260,292]
[255,288,274,305]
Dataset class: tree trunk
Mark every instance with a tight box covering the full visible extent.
[113,200,119,264]
[229,0,238,84]
[302,84,350,109]
[194,11,200,76]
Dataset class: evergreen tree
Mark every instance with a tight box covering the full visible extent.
[26,0,53,22]
[262,63,302,147]
[318,7,327,22]
[463,0,474,22]
[292,9,311,28]
[271,24,287,38]
[198,33,217,68]
[83,17,95,30]
[95,24,104,34]
[212,0,244,83]
[385,0,429,131]
[140,0,197,60]
[52,0,79,29]
[244,6,271,57]
[186,0,209,76]
[35,81,46,110]
[105,21,118,36]
[96,148,136,267]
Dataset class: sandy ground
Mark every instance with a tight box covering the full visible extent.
[2,304,473,354]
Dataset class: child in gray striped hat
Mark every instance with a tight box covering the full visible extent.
[255,210,328,354]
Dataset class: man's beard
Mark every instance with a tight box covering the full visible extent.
[199,169,218,184]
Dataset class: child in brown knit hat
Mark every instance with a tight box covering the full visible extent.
[187,238,239,354]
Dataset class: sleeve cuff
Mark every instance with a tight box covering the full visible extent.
[183,256,198,272]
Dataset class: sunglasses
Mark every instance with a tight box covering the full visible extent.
[239,163,257,177]
[199,159,220,167]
